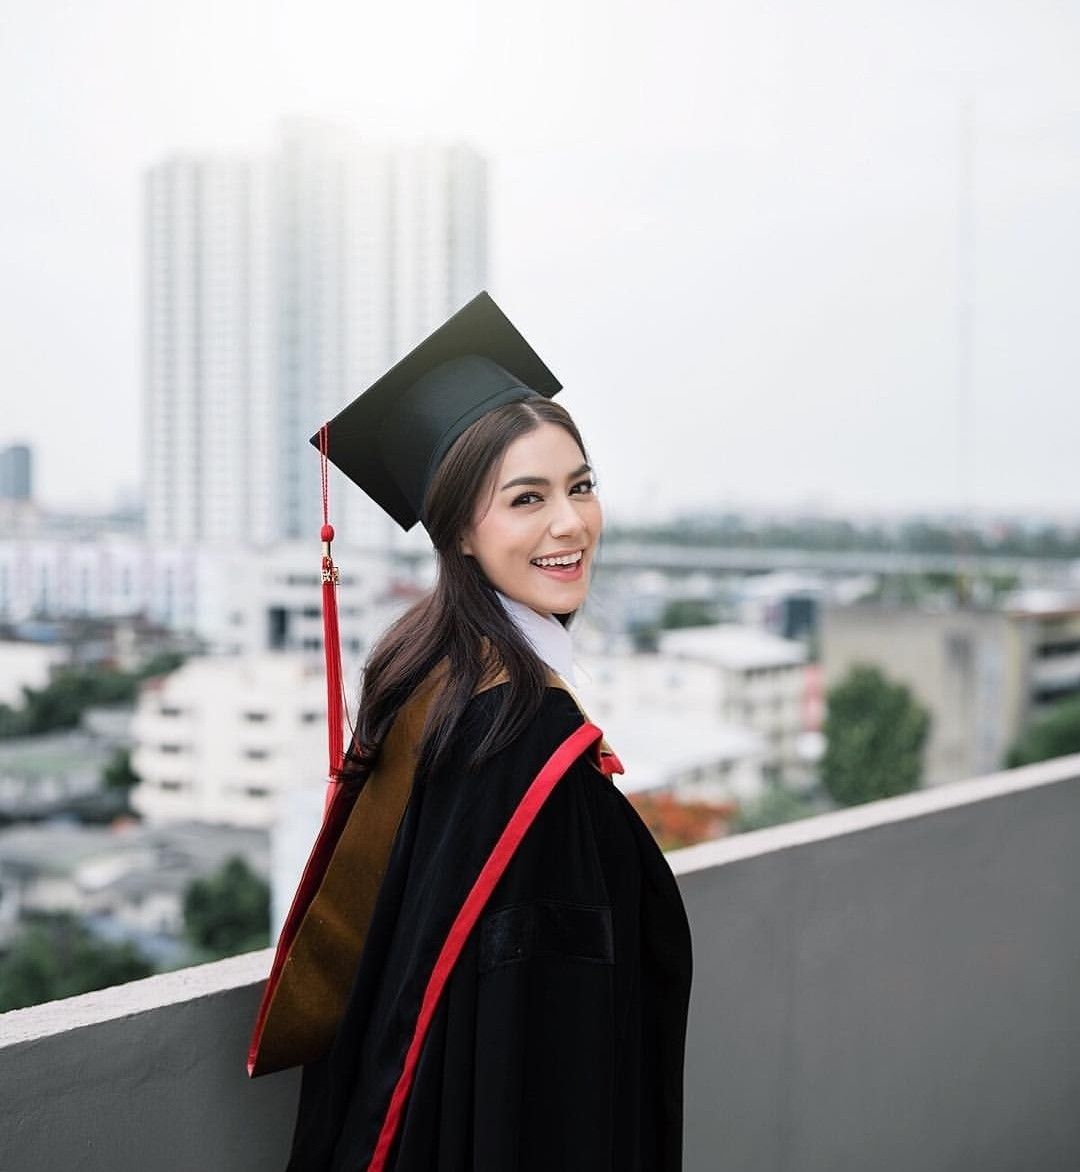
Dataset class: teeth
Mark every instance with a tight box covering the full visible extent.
[532,552,582,568]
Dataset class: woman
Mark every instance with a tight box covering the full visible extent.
[253,293,693,1171]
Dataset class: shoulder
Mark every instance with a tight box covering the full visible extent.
[459,682,588,755]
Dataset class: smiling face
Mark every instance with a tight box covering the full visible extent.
[461,422,603,618]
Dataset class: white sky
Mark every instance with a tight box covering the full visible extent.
[2,0,1079,518]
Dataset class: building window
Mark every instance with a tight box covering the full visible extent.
[160,706,182,717]
[160,743,183,754]
[243,748,270,761]
[243,711,269,723]
[268,606,289,650]
[160,780,184,792]
[1036,638,1080,659]
[300,712,320,724]
[246,786,270,798]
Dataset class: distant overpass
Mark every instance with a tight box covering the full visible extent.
[587,541,1080,584]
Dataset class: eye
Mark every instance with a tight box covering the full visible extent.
[570,478,597,496]
[511,491,543,507]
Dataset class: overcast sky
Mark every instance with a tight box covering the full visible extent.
[2,0,1079,520]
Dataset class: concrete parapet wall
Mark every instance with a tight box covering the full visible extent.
[3,754,1080,1171]
[0,952,299,1170]
[678,754,1080,1172]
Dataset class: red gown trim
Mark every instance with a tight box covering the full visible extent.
[365,719,605,1172]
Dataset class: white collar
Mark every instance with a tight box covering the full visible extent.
[495,590,577,685]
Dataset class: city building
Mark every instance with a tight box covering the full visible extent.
[653,624,810,783]
[0,819,267,960]
[0,445,32,501]
[0,534,195,628]
[733,570,826,642]
[130,654,331,828]
[190,541,411,663]
[0,641,67,707]
[144,121,488,549]
[0,728,114,822]
[143,152,274,546]
[0,535,416,666]
[821,596,1080,785]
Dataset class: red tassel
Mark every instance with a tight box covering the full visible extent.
[321,538,344,778]
[318,426,347,783]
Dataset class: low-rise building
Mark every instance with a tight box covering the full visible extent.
[652,624,809,783]
[597,712,765,803]
[821,596,1080,785]
[131,654,331,828]
[0,641,68,707]
[0,819,268,954]
[574,649,768,800]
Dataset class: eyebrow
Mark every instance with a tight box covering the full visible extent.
[499,463,592,491]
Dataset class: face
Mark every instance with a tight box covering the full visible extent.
[461,422,603,618]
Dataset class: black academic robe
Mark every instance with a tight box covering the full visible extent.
[287,684,693,1172]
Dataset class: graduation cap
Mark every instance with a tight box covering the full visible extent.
[311,291,562,783]
[311,290,562,532]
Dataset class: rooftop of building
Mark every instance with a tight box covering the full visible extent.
[658,622,807,669]
[0,819,268,884]
[603,714,763,793]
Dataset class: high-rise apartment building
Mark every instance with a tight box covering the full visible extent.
[0,445,32,501]
[144,122,487,547]
[144,155,275,545]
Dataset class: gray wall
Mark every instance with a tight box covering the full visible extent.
[2,756,1079,1171]
[681,762,1080,1171]
[0,953,299,1171]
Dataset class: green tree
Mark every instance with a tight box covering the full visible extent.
[1005,696,1080,768]
[0,653,188,742]
[183,856,271,959]
[732,784,823,833]
[102,747,140,792]
[821,665,931,806]
[0,913,154,1011]
[659,598,717,629]
[0,702,28,737]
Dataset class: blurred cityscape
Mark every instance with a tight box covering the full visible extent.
[2,118,1080,1016]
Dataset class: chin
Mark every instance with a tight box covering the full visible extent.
[533,586,589,616]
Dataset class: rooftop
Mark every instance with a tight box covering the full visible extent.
[604,713,763,793]
[659,622,807,669]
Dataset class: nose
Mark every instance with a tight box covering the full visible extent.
[548,494,585,540]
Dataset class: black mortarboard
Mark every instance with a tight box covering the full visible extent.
[312,291,562,531]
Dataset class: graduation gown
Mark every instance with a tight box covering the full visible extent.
[285,681,693,1171]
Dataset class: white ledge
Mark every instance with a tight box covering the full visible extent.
[0,947,274,1046]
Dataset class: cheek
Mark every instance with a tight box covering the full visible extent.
[470,514,528,565]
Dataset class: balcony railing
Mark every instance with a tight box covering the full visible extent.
[3,754,1079,1171]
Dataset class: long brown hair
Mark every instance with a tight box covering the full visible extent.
[344,397,592,785]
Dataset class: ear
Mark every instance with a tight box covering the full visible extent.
[460,533,473,556]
